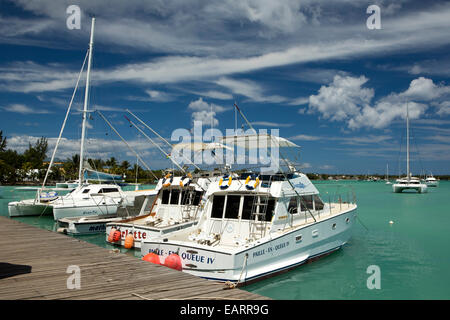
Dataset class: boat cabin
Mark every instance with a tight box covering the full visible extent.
[188,172,328,247]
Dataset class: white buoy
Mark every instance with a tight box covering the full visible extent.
[389,220,394,225]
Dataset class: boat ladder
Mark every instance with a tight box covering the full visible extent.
[249,175,272,240]
[181,189,197,221]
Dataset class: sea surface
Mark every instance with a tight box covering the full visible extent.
[1,181,449,300]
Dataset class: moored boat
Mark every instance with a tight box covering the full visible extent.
[392,103,427,194]
[141,170,357,285]
[105,174,215,249]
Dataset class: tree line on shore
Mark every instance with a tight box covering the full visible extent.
[0,131,163,185]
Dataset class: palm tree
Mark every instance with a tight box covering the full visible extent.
[0,130,7,152]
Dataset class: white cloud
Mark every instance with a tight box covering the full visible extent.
[214,77,287,103]
[2,103,51,114]
[6,134,160,162]
[187,98,227,127]
[309,75,374,122]
[307,75,450,130]
[432,101,450,116]
[403,77,450,101]
[145,89,174,102]
[251,121,294,128]
[193,90,233,100]
[289,134,321,141]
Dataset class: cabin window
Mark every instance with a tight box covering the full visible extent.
[161,190,170,204]
[241,196,254,220]
[265,199,276,222]
[211,195,225,218]
[224,195,241,219]
[193,191,203,205]
[99,188,119,193]
[300,195,314,211]
[170,189,180,205]
[288,197,298,214]
[82,189,90,194]
[314,195,324,211]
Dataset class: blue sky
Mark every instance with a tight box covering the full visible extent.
[1,0,450,175]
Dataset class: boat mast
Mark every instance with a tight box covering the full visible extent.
[406,102,410,181]
[78,17,95,187]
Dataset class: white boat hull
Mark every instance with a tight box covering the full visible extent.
[141,207,356,284]
[8,200,53,217]
[392,184,427,193]
[53,198,120,220]
[58,216,123,235]
[106,220,198,249]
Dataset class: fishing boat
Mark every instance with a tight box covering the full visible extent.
[141,164,357,285]
[105,173,216,249]
[140,105,357,286]
[393,103,427,193]
[56,191,156,235]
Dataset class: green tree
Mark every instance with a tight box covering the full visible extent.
[23,137,48,169]
[0,130,7,152]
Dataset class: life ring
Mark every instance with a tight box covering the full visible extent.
[245,175,260,190]
[40,191,58,202]
[179,173,192,187]
[162,173,173,187]
[219,175,232,190]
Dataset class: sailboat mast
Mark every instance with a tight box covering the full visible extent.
[406,102,410,181]
[78,17,95,186]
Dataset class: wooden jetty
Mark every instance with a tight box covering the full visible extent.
[0,217,269,300]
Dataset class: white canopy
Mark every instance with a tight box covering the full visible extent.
[172,142,233,153]
[219,134,299,149]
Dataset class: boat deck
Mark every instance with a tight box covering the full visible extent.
[0,217,268,300]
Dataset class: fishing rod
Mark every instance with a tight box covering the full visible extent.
[124,115,185,172]
[96,111,158,181]
[125,109,209,175]
[233,102,316,222]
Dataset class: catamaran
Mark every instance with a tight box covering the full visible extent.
[140,105,357,286]
[392,104,427,193]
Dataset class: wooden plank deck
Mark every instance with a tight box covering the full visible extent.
[0,217,269,300]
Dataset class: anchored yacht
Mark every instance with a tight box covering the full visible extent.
[424,174,438,187]
[392,103,427,194]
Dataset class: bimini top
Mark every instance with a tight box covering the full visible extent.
[219,133,299,149]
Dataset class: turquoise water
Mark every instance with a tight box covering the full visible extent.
[1,181,449,299]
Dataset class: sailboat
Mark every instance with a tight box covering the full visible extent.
[385,164,391,185]
[392,104,427,193]
[8,18,148,219]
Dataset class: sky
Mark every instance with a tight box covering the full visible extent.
[1,0,450,175]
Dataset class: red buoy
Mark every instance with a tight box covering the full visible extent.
[164,253,182,271]
[142,252,161,265]
[112,230,121,242]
